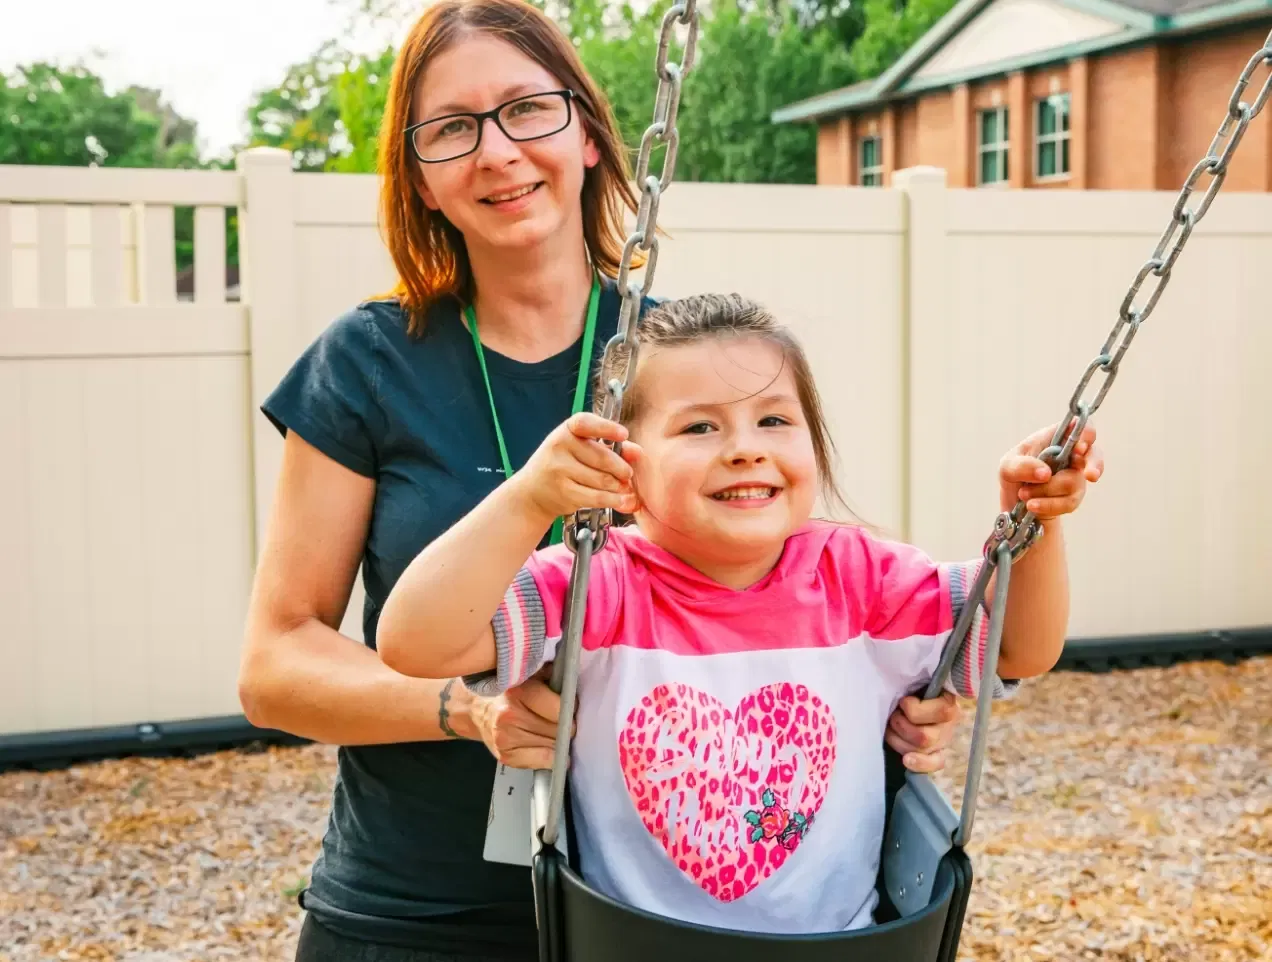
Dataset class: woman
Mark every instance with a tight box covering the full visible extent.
[237,1,964,959]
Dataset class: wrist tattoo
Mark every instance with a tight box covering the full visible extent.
[438,678,461,738]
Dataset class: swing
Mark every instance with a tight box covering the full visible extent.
[526,6,1272,959]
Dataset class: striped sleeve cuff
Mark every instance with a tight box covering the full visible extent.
[462,568,550,697]
[946,560,1021,701]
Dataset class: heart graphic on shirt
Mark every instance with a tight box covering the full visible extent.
[617,682,837,902]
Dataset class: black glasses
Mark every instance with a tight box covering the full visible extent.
[406,89,577,164]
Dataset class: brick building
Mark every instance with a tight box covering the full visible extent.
[772,0,1272,191]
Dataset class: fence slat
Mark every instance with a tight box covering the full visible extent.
[194,206,227,304]
[10,205,37,308]
[66,206,93,307]
[90,206,127,307]
[36,205,67,308]
[0,204,10,309]
[138,205,176,305]
[0,362,38,734]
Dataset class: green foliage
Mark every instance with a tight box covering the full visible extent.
[0,62,201,168]
[243,42,348,172]
[669,1,856,183]
[849,0,958,80]
[239,42,395,174]
[329,49,396,173]
[572,0,855,183]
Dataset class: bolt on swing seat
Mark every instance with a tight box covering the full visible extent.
[509,4,1272,957]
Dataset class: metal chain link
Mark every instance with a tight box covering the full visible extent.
[566,0,700,553]
[986,30,1272,563]
[541,0,701,847]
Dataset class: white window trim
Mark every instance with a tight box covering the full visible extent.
[1034,93,1071,182]
[977,106,1009,187]
[859,135,883,186]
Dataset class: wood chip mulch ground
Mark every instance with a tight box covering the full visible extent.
[1,655,1269,962]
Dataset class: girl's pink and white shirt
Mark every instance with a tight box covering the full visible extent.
[464,520,1018,935]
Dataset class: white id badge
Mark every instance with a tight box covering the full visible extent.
[483,763,535,866]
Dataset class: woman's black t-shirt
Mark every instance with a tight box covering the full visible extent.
[260,277,656,957]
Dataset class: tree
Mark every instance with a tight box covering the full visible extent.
[242,42,349,172]
[574,0,855,184]
[848,0,958,80]
[237,41,395,173]
[329,49,396,173]
[0,62,202,168]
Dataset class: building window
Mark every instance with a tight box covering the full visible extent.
[1035,93,1071,179]
[859,135,883,186]
[977,107,1009,185]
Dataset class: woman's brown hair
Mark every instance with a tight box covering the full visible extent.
[377,0,641,334]
[598,293,852,518]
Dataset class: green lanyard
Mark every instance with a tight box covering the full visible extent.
[465,273,601,546]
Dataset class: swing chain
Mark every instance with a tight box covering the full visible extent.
[983,29,1272,566]
[566,0,701,555]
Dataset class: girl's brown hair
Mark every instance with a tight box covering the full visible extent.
[598,293,850,515]
[377,0,641,334]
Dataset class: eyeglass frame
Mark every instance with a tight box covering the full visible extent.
[404,89,579,164]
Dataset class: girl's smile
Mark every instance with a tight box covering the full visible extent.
[626,336,819,589]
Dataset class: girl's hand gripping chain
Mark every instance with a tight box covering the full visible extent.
[998,421,1105,522]
[510,412,643,526]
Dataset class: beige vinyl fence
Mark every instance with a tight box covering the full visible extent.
[1,148,1269,740]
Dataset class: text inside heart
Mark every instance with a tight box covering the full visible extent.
[617,681,837,901]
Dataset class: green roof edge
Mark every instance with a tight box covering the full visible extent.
[771,0,1271,123]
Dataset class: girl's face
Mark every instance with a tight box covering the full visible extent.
[411,33,599,256]
[627,337,820,584]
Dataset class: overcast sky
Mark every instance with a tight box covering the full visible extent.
[0,0,404,158]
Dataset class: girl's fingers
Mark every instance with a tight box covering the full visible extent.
[894,745,946,774]
[563,479,639,513]
[1023,492,1084,517]
[1001,454,1053,484]
[566,412,628,444]
[1020,470,1083,499]
[564,463,631,496]
[1083,443,1105,481]
[567,434,634,481]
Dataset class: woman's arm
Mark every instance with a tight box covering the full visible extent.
[239,430,487,744]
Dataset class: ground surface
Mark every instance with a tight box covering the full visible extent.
[1,656,1269,962]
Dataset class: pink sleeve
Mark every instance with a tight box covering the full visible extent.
[462,540,624,697]
[842,526,1017,701]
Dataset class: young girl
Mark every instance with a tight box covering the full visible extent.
[377,293,1103,935]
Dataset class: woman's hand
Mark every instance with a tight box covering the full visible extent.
[885,690,963,773]
[511,412,641,525]
[465,669,570,770]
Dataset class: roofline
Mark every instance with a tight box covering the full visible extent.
[895,29,1155,100]
[771,0,1272,124]
[868,0,995,96]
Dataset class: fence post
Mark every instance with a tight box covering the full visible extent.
[892,166,948,549]
[236,147,298,560]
